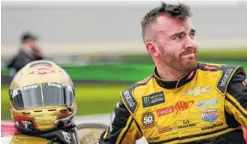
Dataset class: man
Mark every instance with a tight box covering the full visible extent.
[98,2,247,144]
[7,32,43,77]
[8,60,79,144]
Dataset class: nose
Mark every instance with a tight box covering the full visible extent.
[184,35,197,50]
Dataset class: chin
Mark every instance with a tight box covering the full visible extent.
[183,60,198,72]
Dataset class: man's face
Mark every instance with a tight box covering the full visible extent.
[148,15,198,73]
[23,39,36,49]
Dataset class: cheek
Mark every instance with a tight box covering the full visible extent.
[164,44,180,58]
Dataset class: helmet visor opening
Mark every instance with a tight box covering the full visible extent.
[10,83,74,109]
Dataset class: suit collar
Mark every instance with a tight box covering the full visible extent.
[153,64,198,89]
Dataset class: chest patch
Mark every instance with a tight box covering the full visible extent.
[142,91,165,108]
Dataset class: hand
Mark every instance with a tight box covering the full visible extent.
[32,46,43,56]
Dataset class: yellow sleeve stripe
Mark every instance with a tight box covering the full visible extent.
[226,93,247,119]
[103,129,108,139]
[115,116,133,144]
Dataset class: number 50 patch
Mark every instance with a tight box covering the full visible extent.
[142,112,155,128]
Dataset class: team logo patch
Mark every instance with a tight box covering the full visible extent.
[142,91,165,108]
[202,110,218,122]
[196,98,219,108]
[157,100,194,116]
[142,112,155,128]
[184,86,210,96]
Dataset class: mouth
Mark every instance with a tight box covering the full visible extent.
[181,52,196,60]
[187,53,196,59]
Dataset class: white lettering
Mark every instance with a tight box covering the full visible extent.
[23,84,38,91]
[124,91,135,107]
[34,69,51,74]
[220,69,233,87]
[48,82,62,88]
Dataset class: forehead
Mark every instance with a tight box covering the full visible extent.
[154,14,194,34]
[24,39,35,43]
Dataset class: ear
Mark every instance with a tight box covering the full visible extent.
[145,41,159,57]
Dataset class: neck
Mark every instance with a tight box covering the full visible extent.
[155,61,187,81]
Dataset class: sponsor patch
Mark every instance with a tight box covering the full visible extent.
[29,68,55,75]
[142,112,155,128]
[201,64,221,71]
[219,68,233,87]
[184,86,210,96]
[48,82,62,88]
[23,84,38,91]
[157,126,176,134]
[242,78,247,86]
[122,89,137,114]
[142,91,165,108]
[61,131,71,143]
[19,120,33,130]
[178,120,196,129]
[35,116,56,125]
[202,110,218,122]
[201,123,223,131]
[196,98,219,108]
[217,66,237,93]
[157,100,194,117]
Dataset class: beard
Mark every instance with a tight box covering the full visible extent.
[161,48,198,73]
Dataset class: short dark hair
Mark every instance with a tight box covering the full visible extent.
[21,32,37,43]
[141,2,192,42]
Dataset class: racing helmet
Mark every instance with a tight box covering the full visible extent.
[9,60,77,133]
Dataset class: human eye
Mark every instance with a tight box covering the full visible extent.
[190,31,195,39]
[173,33,184,41]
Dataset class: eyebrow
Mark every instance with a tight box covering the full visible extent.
[191,28,196,33]
[170,30,184,39]
[170,28,196,38]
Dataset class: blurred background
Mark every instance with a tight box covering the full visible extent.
[1,1,247,121]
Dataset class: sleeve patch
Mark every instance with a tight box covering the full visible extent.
[217,65,239,94]
[121,88,138,115]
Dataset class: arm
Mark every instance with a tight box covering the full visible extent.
[98,100,143,144]
[7,55,18,68]
[225,68,247,128]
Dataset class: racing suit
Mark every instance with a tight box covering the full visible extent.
[98,62,247,144]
